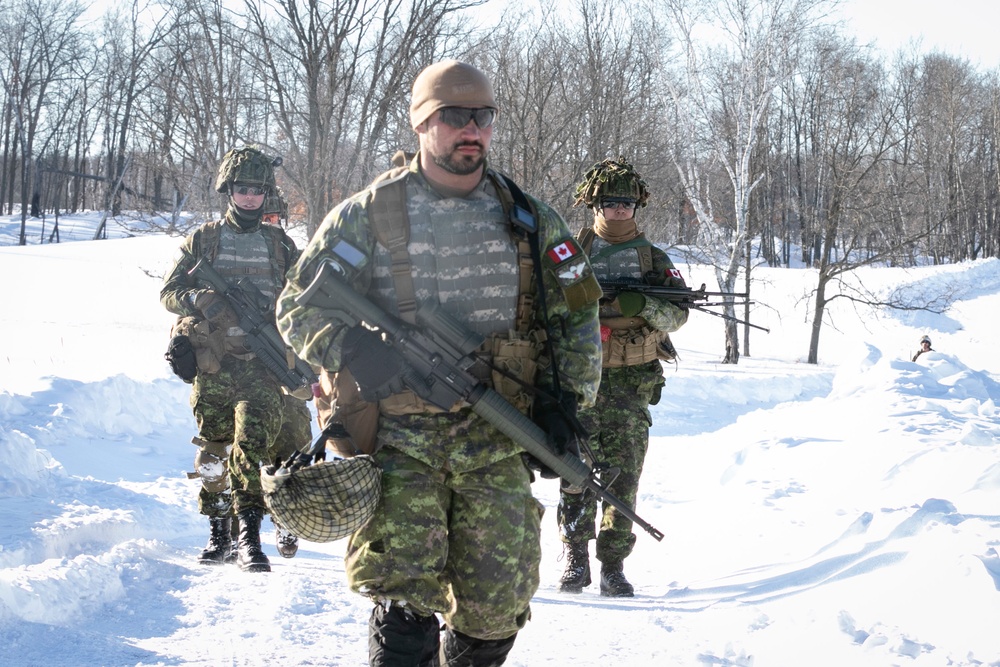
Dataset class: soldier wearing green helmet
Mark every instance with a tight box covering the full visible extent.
[557,156,689,597]
[161,145,311,572]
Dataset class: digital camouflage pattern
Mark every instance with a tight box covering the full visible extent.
[345,441,541,640]
[277,156,601,639]
[559,210,688,565]
[558,361,661,563]
[162,213,304,517]
[190,355,285,514]
[213,145,278,193]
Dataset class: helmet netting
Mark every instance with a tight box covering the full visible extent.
[573,156,650,208]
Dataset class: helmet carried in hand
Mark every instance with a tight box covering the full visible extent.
[261,455,381,542]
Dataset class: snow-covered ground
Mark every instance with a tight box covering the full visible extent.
[2,213,999,666]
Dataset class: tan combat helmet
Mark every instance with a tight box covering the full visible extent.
[214,145,281,194]
[573,156,651,209]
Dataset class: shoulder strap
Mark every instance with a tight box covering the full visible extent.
[368,167,416,323]
[489,171,538,335]
[258,224,292,283]
[195,220,224,264]
[576,226,596,254]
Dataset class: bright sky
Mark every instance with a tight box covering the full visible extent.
[835,0,1000,67]
[83,0,1000,70]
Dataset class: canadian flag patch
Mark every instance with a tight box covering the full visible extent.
[667,268,683,279]
[546,241,577,263]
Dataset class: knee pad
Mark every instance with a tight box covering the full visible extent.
[191,437,231,493]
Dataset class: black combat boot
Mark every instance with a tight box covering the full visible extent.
[235,507,271,573]
[198,516,232,565]
[599,561,634,598]
[274,518,299,559]
[440,627,516,667]
[368,602,440,667]
[558,542,591,593]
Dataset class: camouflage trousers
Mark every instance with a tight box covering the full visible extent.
[346,425,542,641]
[190,355,291,515]
[558,363,661,564]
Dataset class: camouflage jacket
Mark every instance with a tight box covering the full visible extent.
[277,156,602,408]
[161,210,300,320]
[589,234,689,333]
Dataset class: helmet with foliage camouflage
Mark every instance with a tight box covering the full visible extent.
[214,145,281,194]
[261,455,381,543]
[573,156,651,209]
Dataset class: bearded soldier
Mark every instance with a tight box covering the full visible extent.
[277,61,601,666]
[161,146,308,572]
[557,157,689,597]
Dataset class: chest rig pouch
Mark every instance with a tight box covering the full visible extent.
[578,228,676,368]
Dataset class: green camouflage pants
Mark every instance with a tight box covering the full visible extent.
[558,362,661,564]
[190,355,285,515]
[275,392,313,463]
[346,441,542,641]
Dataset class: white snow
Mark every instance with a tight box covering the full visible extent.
[1,213,998,666]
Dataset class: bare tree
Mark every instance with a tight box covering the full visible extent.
[661,0,825,363]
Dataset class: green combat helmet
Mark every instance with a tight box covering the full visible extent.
[262,188,288,225]
[214,145,282,194]
[573,156,650,209]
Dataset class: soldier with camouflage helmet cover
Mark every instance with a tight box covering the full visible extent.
[276,60,601,666]
[557,156,689,597]
[161,145,310,572]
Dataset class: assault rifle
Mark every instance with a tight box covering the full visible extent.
[600,278,769,333]
[296,259,665,542]
[186,252,317,397]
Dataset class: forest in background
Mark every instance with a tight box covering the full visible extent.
[3,0,997,362]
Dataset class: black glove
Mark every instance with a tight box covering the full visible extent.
[340,325,406,401]
[524,393,583,479]
[535,393,582,458]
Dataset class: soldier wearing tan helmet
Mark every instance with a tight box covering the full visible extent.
[277,61,602,666]
[161,146,311,572]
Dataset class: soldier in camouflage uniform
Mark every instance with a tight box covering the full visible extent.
[277,60,602,666]
[557,157,689,597]
[162,146,308,572]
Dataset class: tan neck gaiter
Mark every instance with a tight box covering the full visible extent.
[593,210,639,243]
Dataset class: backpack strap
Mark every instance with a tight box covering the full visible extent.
[365,163,540,334]
[489,170,537,335]
[576,226,596,254]
[367,167,416,323]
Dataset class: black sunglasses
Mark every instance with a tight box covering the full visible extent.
[233,184,266,196]
[438,107,497,129]
[601,197,637,210]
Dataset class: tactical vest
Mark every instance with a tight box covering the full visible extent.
[577,226,675,367]
[366,166,543,415]
[192,218,292,293]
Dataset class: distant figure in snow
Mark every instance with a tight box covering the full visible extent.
[912,335,934,362]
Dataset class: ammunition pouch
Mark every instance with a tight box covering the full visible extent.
[171,316,226,375]
[186,437,231,493]
[601,319,661,368]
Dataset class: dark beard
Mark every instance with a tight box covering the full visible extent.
[431,143,485,175]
